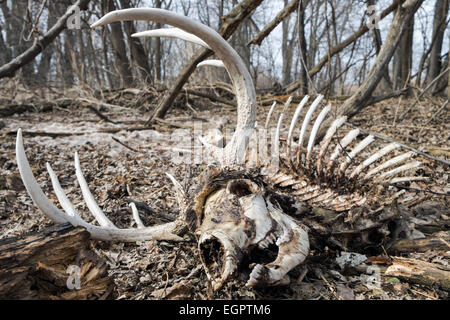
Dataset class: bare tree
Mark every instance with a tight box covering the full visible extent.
[425,0,449,90]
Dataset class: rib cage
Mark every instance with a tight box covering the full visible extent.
[256,95,427,212]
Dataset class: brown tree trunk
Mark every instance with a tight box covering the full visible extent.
[0,223,114,300]
[297,0,309,95]
[425,0,449,88]
[392,9,414,91]
[105,0,133,88]
[154,0,163,83]
[119,0,152,85]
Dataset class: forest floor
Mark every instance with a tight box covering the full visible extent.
[0,87,449,300]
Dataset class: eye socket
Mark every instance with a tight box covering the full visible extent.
[227,180,254,198]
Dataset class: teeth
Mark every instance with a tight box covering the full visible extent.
[258,232,278,249]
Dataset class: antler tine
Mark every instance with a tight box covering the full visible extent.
[129,202,145,229]
[305,104,330,167]
[132,28,210,48]
[92,8,257,165]
[165,173,186,209]
[46,162,82,222]
[197,60,226,68]
[16,129,184,242]
[16,129,68,224]
[74,152,117,229]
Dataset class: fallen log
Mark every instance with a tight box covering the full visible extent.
[388,235,450,254]
[0,223,114,300]
[385,257,450,292]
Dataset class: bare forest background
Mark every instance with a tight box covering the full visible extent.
[0,0,448,102]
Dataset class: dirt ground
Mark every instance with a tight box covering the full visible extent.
[0,90,449,300]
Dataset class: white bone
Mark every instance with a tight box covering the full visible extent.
[316,116,346,172]
[129,202,145,228]
[287,95,309,149]
[376,161,421,181]
[74,152,117,229]
[92,8,257,165]
[350,143,399,179]
[132,28,209,48]
[364,152,414,179]
[264,101,278,129]
[390,176,428,184]
[165,172,186,208]
[197,60,225,68]
[338,134,374,175]
[16,129,184,242]
[274,96,293,158]
[298,95,323,148]
[306,105,330,161]
[46,162,82,221]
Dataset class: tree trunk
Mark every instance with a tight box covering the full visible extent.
[0,0,91,80]
[119,0,152,85]
[149,0,264,122]
[0,223,114,300]
[297,0,309,95]
[154,0,163,83]
[392,8,414,91]
[425,0,449,88]
[368,0,392,93]
[105,0,133,88]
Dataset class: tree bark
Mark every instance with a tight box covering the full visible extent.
[119,0,153,85]
[105,0,133,88]
[392,8,414,91]
[425,0,449,88]
[0,223,114,300]
[297,0,309,95]
[149,0,264,123]
[0,0,91,80]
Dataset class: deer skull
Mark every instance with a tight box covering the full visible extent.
[193,176,309,290]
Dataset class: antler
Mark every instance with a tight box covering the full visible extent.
[92,8,257,165]
[16,129,185,241]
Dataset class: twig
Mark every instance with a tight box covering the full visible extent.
[111,136,141,153]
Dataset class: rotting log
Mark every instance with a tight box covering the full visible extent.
[388,235,450,254]
[385,257,450,291]
[0,223,114,300]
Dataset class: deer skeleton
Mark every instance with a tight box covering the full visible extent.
[15,8,427,291]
